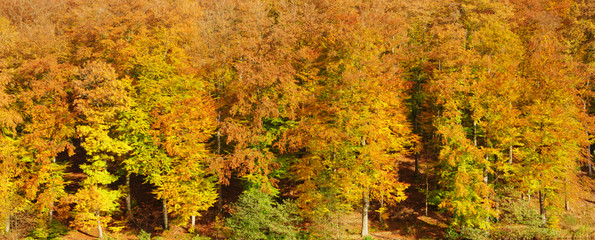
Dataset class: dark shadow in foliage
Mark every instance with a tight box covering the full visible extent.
[378,157,448,239]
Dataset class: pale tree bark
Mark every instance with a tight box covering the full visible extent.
[126,174,132,219]
[49,201,53,223]
[361,137,369,237]
[4,214,9,234]
[564,177,569,211]
[484,162,488,185]
[191,215,196,229]
[509,146,513,164]
[163,200,169,229]
[361,189,369,238]
[97,212,103,239]
[474,121,477,147]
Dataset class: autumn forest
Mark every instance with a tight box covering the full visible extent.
[0,0,594,239]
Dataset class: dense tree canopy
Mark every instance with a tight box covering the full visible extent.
[0,0,593,239]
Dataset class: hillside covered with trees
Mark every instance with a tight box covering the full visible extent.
[0,0,593,239]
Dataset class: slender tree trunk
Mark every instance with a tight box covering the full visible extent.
[413,108,419,178]
[217,112,221,154]
[97,212,103,239]
[379,196,384,225]
[509,146,513,164]
[191,215,196,229]
[126,174,132,219]
[588,143,592,176]
[4,214,9,234]
[484,165,488,185]
[49,201,53,223]
[425,172,429,216]
[585,109,592,176]
[484,155,489,225]
[473,121,477,147]
[49,157,56,223]
[361,189,369,237]
[539,191,546,226]
[163,200,169,229]
[216,109,223,212]
[564,177,569,211]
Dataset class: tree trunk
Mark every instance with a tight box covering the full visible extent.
[216,109,223,212]
[97,212,103,239]
[484,164,488,185]
[49,157,56,223]
[361,190,369,237]
[473,121,477,147]
[589,143,592,176]
[126,174,132,219]
[539,191,546,226]
[484,155,489,224]
[413,109,419,178]
[4,214,9,233]
[163,200,169,229]
[509,146,513,164]
[49,202,53,223]
[585,113,592,176]
[564,177,569,211]
[379,196,384,225]
[425,172,429,216]
[191,215,196,229]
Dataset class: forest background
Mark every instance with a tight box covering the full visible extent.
[0,0,594,239]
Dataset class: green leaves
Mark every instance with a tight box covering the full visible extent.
[226,188,300,240]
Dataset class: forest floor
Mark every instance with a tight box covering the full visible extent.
[58,156,595,240]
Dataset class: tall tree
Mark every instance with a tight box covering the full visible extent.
[0,15,24,234]
[120,23,219,228]
[284,0,414,237]
[427,0,525,231]
[71,61,130,238]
